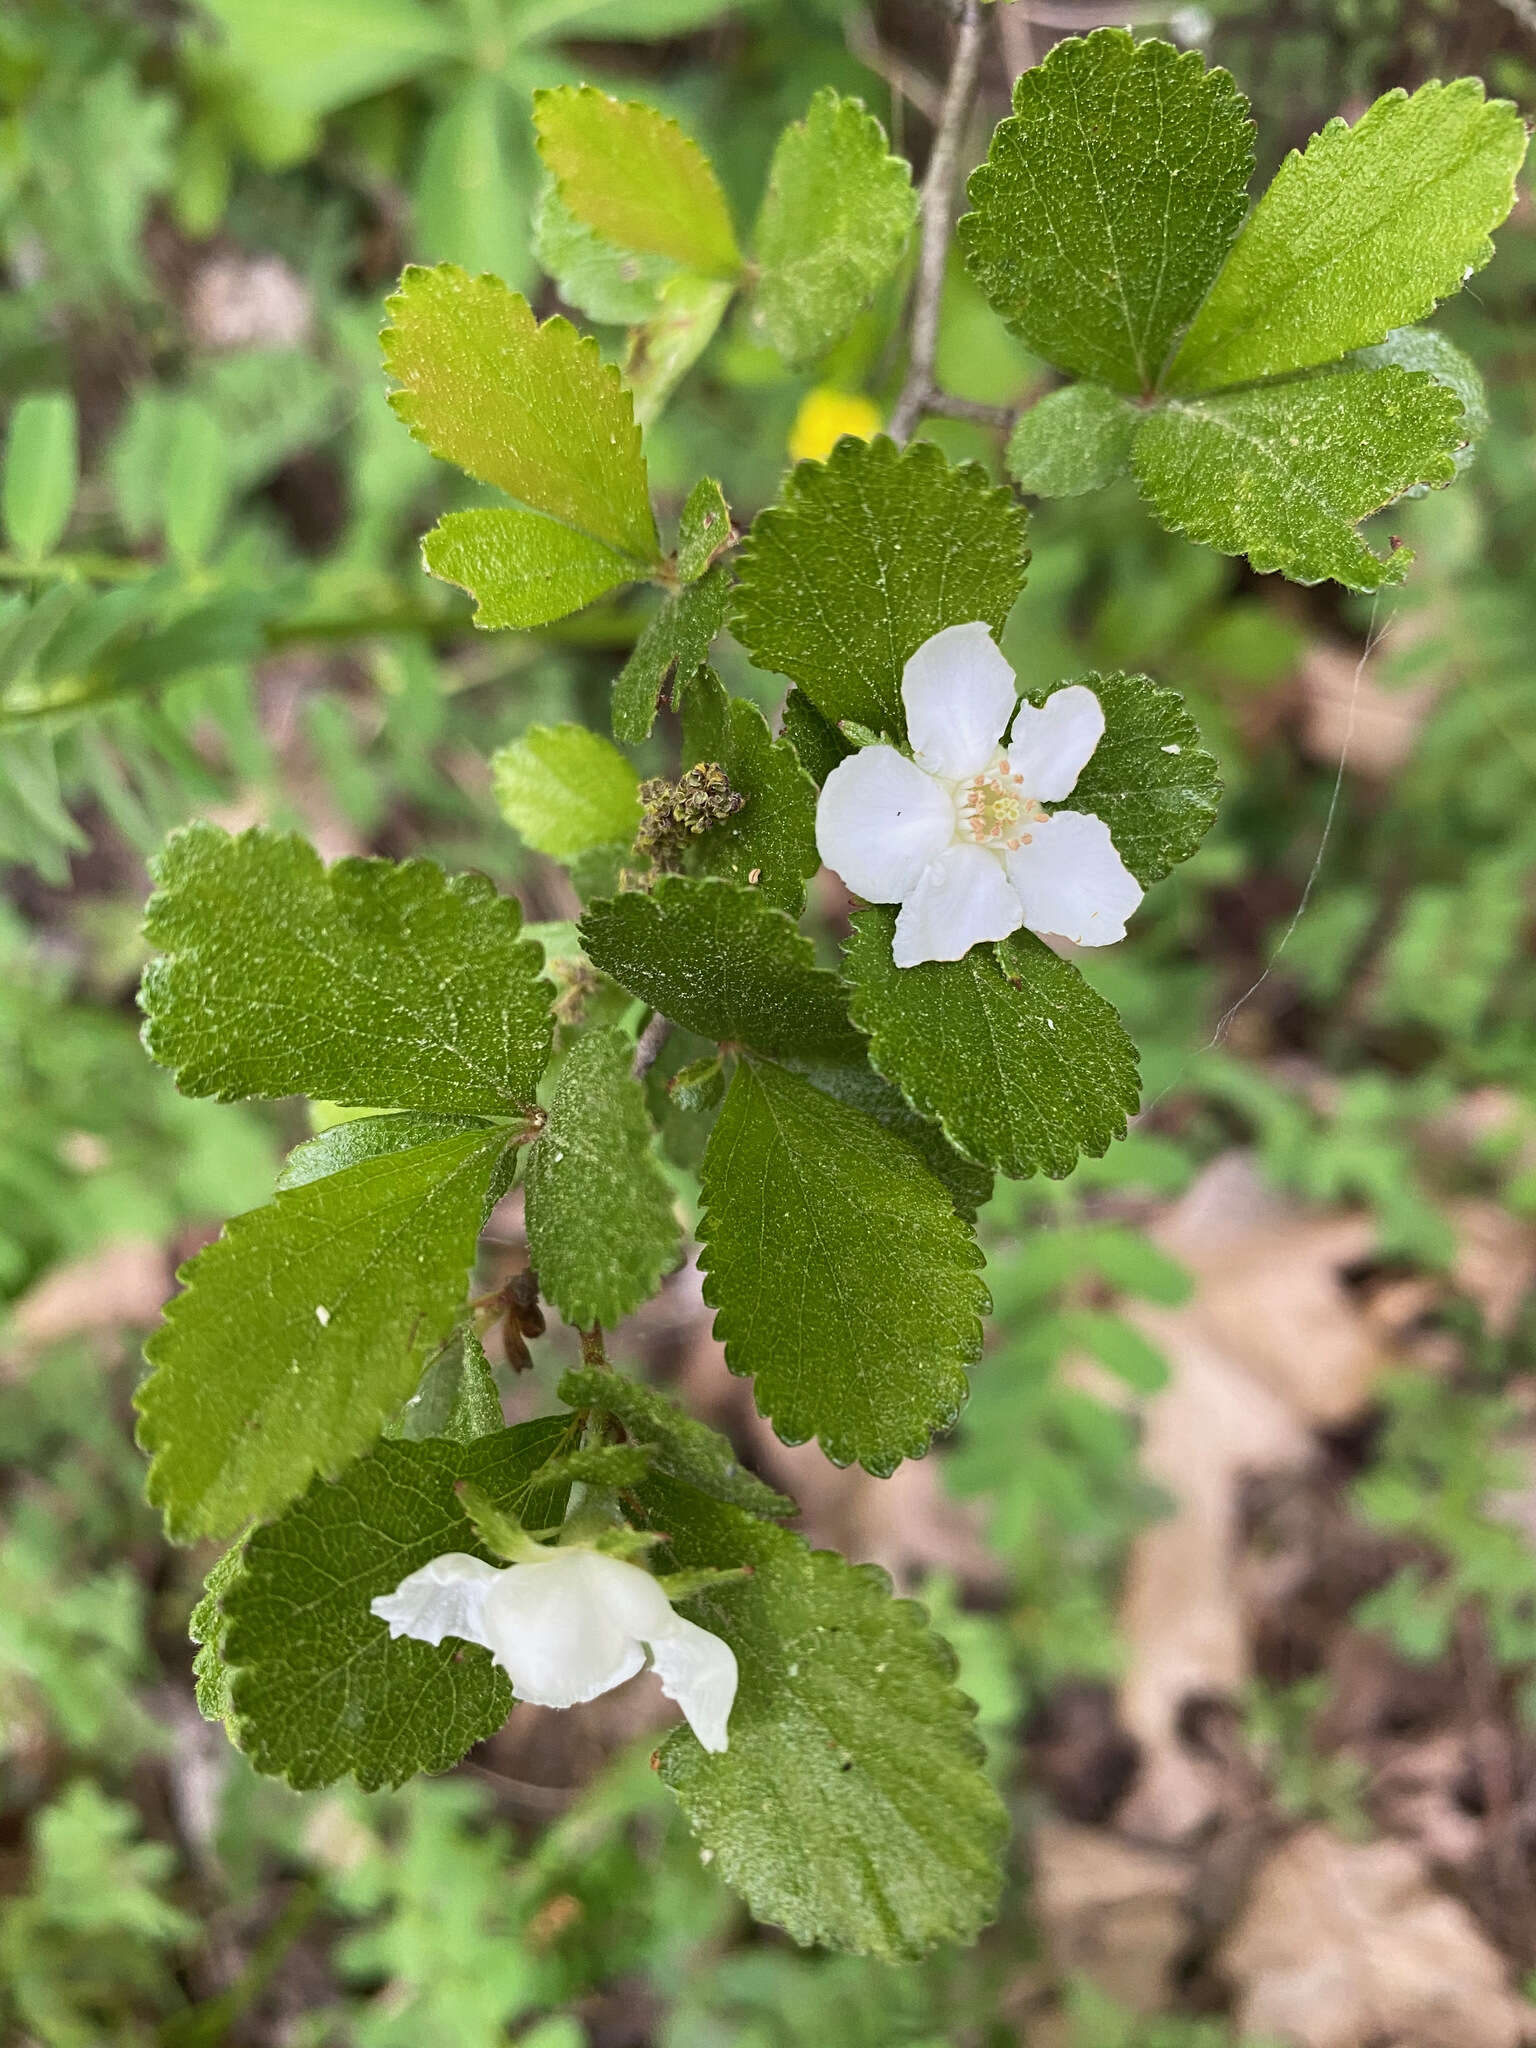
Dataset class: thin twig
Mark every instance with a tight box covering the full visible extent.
[846,11,945,123]
[630,1009,672,1080]
[889,0,988,443]
[995,0,1037,80]
[923,390,1016,429]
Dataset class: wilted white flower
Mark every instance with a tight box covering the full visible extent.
[371,1544,738,1753]
[815,621,1142,968]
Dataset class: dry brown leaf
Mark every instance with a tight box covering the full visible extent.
[1031,1818,1193,2013]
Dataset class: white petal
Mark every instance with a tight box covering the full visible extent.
[579,1548,679,1639]
[370,1551,501,1650]
[892,843,1024,967]
[647,1613,739,1754]
[816,745,954,902]
[479,1550,645,1708]
[1006,684,1104,802]
[1004,810,1142,947]
[901,622,1017,781]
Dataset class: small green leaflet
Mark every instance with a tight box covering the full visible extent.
[612,563,731,744]
[219,1423,572,1789]
[753,89,917,368]
[637,1475,1006,1956]
[780,1054,993,1221]
[2,391,79,561]
[845,912,1141,1182]
[961,31,1253,393]
[733,436,1029,738]
[524,1025,680,1330]
[141,824,552,1114]
[557,1367,795,1519]
[492,722,641,860]
[400,1326,505,1445]
[533,182,674,327]
[190,1542,245,1733]
[533,86,742,280]
[1348,326,1490,470]
[676,476,732,583]
[623,274,735,429]
[677,667,818,914]
[1169,78,1528,392]
[139,1124,511,1541]
[699,1054,987,1473]
[382,264,661,564]
[1007,384,1136,498]
[422,507,640,629]
[580,875,864,1060]
[278,1111,503,1193]
[1133,365,1464,590]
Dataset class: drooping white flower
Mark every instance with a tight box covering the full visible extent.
[815,621,1143,968]
[370,1544,738,1753]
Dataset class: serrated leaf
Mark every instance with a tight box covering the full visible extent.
[638,1475,1006,1955]
[1024,671,1219,886]
[558,1367,795,1519]
[623,274,735,429]
[780,1055,993,1221]
[580,875,864,1059]
[1348,326,1489,468]
[733,436,1029,736]
[278,1112,497,1191]
[3,391,79,561]
[532,180,674,326]
[139,1125,511,1540]
[1170,78,1527,392]
[492,723,641,860]
[677,666,818,914]
[960,31,1253,393]
[1132,363,1463,589]
[778,686,851,785]
[400,1326,505,1444]
[533,86,742,279]
[383,264,660,563]
[676,476,732,582]
[753,88,917,368]
[422,507,639,627]
[525,1025,680,1329]
[699,1053,987,1472]
[141,824,552,1114]
[612,563,731,743]
[190,1542,245,1732]
[220,1423,572,1789]
[845,911,1140,1181]
[1007,384,1136,498]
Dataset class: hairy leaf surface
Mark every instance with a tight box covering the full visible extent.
[558,1368,795,1518]
[492,723,641,860]
[421,507,639,627]
[1007,384,1137,497]
[677,666,819,914]
[612,564,731,744]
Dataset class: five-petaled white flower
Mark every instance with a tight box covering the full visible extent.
[815,621,1143,968]
[371,1544,738,1752]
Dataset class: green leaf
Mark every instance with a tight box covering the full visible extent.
[845,911,1140,1181]
[141,824,552,1114]
[400,1326,505,1444]
[220,1423,571,1789]
[138,1124,512,1541]
[422,508,639,628]
[278,1111,501,1191]
[532,181,674,326]
[383,264,660,563]
[1024,671,1219,886]
[197,0,457,118]
[1347,326,1489,466]
[1006,384,1135,498]
[676,476,732,583]
[533,86,742,279]
[778,686,852,785]
[639,1475,1006,1954]
[960,31,1253,393]
[699,1054,987,1472]
[1132,364,1464,590]
[677,666,818,914]
[413,73,535,297]
[623,274,735,429]
[780,1055,993,1221]
[525,1025,680,1329]
[491,723,641,860]
[1169,78,1528,392]
[580,875,864,1059]
[612,563,731,744]
[558,1367,795,1518]
[733,436,1029,737]
[753,88,917,368]
[190,1543,245,1732]
[3,393,79,561]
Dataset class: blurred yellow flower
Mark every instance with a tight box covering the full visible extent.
[788,387,882,464]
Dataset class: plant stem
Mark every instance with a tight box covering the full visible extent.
[923,391,1016,430]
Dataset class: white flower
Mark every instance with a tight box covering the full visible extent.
[815,621,1143,968]
[370,1544,738,1753]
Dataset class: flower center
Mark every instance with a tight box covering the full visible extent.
[958,757,1047,851]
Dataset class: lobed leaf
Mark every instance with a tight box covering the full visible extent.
[492,722,641,861]
[1006,384,1136,498]
[421,507,639,628]
[557,1367,795,1519]
[612,563,731,744]
[677,666,819,914]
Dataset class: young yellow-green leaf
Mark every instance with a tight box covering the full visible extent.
[1169,78,1528,393]
[780,1054,993,1221]
[3,391,79,561]
[699,1054,987,1473]
[141,824,552,1114]
[534,86,741,278]
[492,723,641,860]
[580,875,864,1060]
[532,180,675,326]
[612,563,731,744]
[623,274,735,429]
[219,1422,571,1789]
[422,507,640,628]
[525,1025,680,1329]
[1007,384,1136,498]
[732,436,1029,737]
[558,1367,795,1519]
[753,88,917,369]
[960,31,1253,393]
[637,1474,1006,1955]
[138,1124,512,1541]
[677,666,818,914]
[1024,671,1219,886]
[676,476,732,583]
[845,911,1141,1181]
[1132,364,1464,589]
[399,1326,504,1445]
[383,264,661,563]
